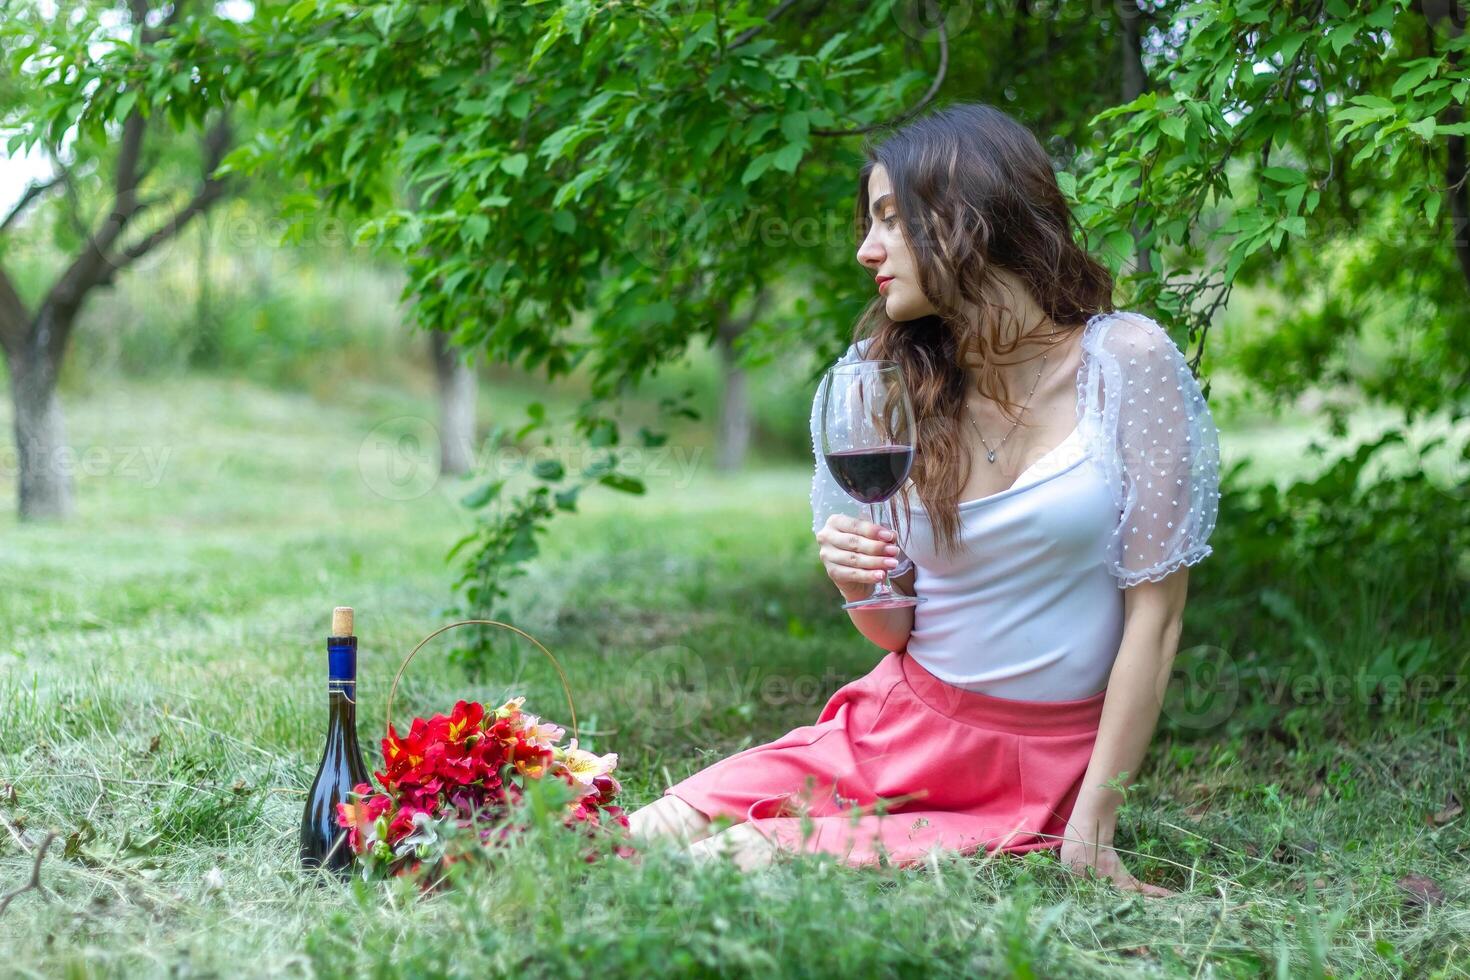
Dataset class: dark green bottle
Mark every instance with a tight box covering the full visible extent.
[299,606,370,875]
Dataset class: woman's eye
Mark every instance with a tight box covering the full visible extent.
[882,214,898,228]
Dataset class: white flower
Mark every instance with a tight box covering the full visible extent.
[555,737,618,785]
[519,713,566,751]
[393,811,442,859]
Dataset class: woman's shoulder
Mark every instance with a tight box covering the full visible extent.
[1079,309,1197,392]
[1081,309,1178,360]
[840,336,877,362]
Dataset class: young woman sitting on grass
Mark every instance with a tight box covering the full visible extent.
[627,101,1221,898]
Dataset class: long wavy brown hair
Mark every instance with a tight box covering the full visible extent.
[851,102,1114,559]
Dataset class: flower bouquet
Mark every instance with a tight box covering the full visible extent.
[336,696,634,880]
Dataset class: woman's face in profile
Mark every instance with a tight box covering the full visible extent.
[857,164,937,322]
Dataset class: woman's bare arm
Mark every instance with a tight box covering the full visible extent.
[838,563,916,652]
[1065,569,1191,849]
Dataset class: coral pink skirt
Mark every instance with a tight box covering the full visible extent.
[664,648,1106,869]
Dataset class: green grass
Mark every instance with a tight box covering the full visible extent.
[0,373,1467,977]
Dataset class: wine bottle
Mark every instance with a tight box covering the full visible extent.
[300,606,370,875]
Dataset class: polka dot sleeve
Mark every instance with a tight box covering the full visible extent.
[1078,311,1222,588]
[809,338,914,577]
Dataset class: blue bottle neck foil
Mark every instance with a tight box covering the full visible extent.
[327,636,357,701]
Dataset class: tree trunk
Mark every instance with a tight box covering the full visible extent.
[10,325,73,521]
[431,330,478,477]
[714,318,750,472]
[1440,5,1470,292]
[1120,0,1154,276]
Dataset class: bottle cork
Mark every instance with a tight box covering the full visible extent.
[331,607,354,637]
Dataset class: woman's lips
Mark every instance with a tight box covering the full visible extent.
[877,276,894,293]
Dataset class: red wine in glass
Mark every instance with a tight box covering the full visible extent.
[819,360,926,610]
[823,446,914,503]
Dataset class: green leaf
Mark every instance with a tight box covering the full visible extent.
[532,458,566,481]
[1159,113,1188,142]
[771,142,806,173]
[464,213,490,246]
[741,151,775,185]
[1055,170,1077,199]
[1408,117,1437,142]
[1327,22,1357,57]
[815,31,850,62]
[461,480,506,509]
[528,6,568,71]
[500,153,529,178]
[1261,167,1306,185]
[1365,1,1396,29]
[1102,228,1135,266]
[780,111,809,144]
[598,473,645,494]
[586,417,618,448]
[1392,58,1443,98]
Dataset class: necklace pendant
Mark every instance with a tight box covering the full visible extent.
[986,449,996,463]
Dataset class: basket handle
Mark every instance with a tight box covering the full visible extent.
[384,619,579,743]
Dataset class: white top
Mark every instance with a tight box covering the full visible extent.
[809,310,1222,701]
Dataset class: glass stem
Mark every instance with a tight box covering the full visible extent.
[864,500,893,598]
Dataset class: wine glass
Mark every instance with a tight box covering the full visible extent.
[819,359,927,611]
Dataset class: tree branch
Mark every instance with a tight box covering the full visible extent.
[0,176,63,237]
[1434,2,1470,290]
[0,830,56,918]
[43,108,150,321]
[811,16,948,137]
[0,267,30,361]
[728,0,803,49]
[1121,0,1154,276]
[37,110,232,367]
[107,114,234,280]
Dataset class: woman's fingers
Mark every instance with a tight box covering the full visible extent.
[830,562,888,586]
[818,516,901,557]
[1117,874,1178,899]
[816,515,903,588]
[819,545,898,570]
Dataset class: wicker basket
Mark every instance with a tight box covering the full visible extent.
[383,619,579,742]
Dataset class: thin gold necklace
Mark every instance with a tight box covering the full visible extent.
[965,328,1057,465]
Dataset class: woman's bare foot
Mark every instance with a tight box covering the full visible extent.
[627,793,715,846]
[687,824,782,872]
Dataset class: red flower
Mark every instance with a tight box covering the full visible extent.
[335,783,392,851]
[344,699,630,876]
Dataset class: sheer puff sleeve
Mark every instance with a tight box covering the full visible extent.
[809,338,915,577]
[1078,311,1222,588]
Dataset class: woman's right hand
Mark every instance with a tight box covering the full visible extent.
[817,514,903,600]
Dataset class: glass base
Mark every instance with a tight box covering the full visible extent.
[842,592,928,611]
